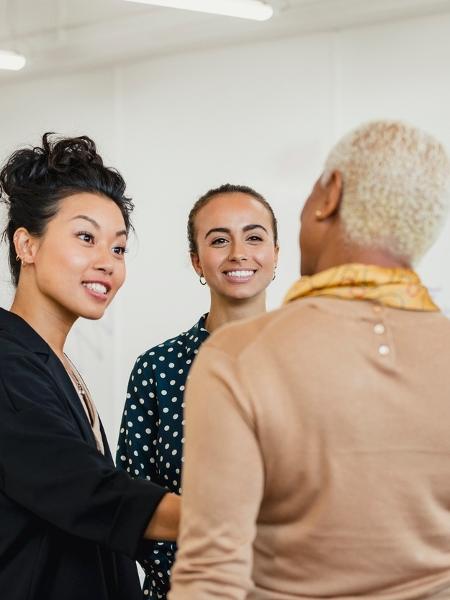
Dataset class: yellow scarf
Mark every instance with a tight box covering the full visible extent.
[284,263,438,311]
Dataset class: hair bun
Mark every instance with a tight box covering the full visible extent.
[46,134,103,172]
[1,133,105,201]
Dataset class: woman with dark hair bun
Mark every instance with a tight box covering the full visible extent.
[117,183,279,599]
[0,134,179,600]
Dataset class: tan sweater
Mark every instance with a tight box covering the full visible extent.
[169,297,450,600]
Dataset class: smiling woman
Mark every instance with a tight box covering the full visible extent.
[0,134,180,600]
[117,183,279,599]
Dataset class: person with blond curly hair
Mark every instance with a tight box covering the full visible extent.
[170,121,450,600]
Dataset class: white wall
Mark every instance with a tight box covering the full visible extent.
[1,12,450,451]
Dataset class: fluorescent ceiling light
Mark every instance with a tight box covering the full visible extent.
[123,0,273,21]
[0,50,26,71]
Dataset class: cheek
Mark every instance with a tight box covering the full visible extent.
[300,210,315,253]
[197,248,221,273]
[256,246,277,269]
[36,240,86,277]
[115,262,126,289]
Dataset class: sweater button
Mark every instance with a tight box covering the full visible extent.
[374,323,385,335]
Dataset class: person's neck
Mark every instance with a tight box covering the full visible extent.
[206,293,267,334]
[313,243,410,275]
[10,285,75,361]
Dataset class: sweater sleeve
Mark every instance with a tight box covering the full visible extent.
[169,344,264,600]
[0,351,167,560]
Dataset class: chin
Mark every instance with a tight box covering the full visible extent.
[226,288,265,301]
[78,307,107,321]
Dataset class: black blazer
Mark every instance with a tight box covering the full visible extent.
[0,308,167,600]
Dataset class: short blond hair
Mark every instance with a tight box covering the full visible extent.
[322,121,450,264]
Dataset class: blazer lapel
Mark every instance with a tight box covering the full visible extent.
[0,308,105,455]
[46,352,99,450]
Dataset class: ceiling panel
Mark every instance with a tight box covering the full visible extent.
[0,0,449,81]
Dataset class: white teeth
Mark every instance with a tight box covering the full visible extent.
[226,270,254,278]
[83,282,108,295]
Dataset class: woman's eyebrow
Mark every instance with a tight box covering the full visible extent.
[205,227,230,239]
[70,215,127,237]
[205,224,268,239]
[70,215,99,229]
[243,224,268,234]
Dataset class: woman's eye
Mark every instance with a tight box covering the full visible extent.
[77,232,94,244]
[247,235,263,242]
[113,246,127,256]
[211,238,228,246]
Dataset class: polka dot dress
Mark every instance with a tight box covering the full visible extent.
[117,315,209,599]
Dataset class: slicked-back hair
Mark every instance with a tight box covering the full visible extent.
[187,183,278,255]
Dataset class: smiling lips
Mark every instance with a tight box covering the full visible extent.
[82,281,110,300]
[223,269,256,283]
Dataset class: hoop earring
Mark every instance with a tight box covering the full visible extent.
[16,255,26,267]
[199,274,207,286]
[272,269,276,281]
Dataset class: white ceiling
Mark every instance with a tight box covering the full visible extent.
[1,0,450,81]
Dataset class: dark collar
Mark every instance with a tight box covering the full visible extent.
[0,307,52,356]
[0,307,108,457]
[183,313,210,358]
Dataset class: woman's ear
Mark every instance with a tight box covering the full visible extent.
[274,244,280,268]
[320,170,343,219]
[13,227,38,266]
[190,252,202,276]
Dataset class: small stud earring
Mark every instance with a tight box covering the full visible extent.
[315,209,323,219]
[199,274,207,286]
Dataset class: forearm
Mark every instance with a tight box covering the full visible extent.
[144,492,180,541]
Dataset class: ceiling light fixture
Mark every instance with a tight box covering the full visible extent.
[123,0,273,21]
[0,49,26,71]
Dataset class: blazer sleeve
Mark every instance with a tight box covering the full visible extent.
[0,351,167,560]
[169,344,264,600]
